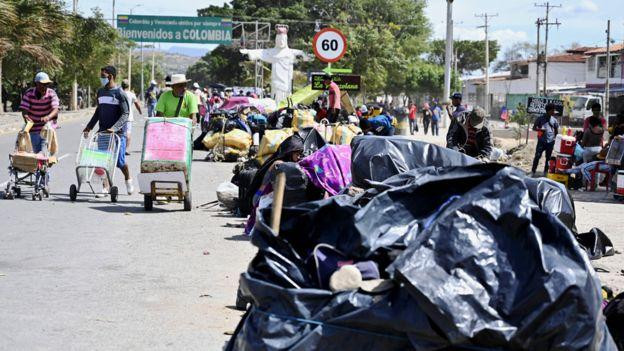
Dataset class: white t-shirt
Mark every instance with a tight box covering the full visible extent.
[125,91,137,121]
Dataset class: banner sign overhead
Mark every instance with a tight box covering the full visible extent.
[117,15,232,44]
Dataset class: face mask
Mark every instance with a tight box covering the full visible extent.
[100,77,109,87]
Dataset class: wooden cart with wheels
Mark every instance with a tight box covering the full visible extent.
[138,117,193,211]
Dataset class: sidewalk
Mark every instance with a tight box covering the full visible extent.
[0,108,95,135]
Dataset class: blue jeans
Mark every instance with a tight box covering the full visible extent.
[532,141,554,174]
[147,101,157,117]
[431,121,439,136]
[29,132,45,153]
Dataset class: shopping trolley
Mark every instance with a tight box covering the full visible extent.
[69,132,121,202]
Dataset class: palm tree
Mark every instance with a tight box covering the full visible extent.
[0,0,70,110]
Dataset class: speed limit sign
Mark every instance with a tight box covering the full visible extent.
[312,28,347,63]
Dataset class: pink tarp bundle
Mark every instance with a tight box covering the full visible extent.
[143,122,188,161]
[299,145,352,196]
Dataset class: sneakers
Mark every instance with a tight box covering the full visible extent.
[96,187,109,198]
[125,179,134,195]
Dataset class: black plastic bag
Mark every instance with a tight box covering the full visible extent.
[576,227,615,260]
[228,164,615,350]
[350,136,478,187]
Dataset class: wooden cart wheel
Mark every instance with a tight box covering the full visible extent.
[69,184,78,202]
[144,194,153,211]
[183,192,192,211]
[110,186,118,203]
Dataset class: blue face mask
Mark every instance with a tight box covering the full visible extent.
[100,77,109,87]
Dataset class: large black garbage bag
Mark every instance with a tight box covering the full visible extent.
[296,127,326,158]
[364,164,577,233]
[576,227,615,260]
[228,164,615,350]
[350,136,479,187]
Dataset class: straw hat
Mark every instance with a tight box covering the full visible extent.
[170,74,191,85]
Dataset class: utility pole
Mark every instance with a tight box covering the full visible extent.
[605,20,611,120]
[476,13,497,116]
[443,0,454,128]
[151,43,155,82]
[112,0,115,27]
[71,0,78,111]
[535,18,542,95]
[140,43,144,102]
[535,2,561,96]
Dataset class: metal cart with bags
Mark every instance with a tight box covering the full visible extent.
[138,117,193,211]
[4,122,56,200]
[69,132,121,202]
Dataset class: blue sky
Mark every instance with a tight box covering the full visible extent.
[71,0,624,56]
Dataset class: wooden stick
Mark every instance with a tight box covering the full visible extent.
[270,171,287,235]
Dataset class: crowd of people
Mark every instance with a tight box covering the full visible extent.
[13,67,624,199]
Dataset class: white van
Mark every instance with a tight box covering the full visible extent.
[570,94,603,124]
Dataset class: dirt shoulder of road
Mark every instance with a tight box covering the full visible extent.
[0,108,95,135]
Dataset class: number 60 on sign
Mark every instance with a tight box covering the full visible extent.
[312,28,347,63]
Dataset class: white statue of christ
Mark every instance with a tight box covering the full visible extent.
[240,26,310,103]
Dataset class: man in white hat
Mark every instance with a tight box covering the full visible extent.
[155,74,198,119]
[19,72,59,152]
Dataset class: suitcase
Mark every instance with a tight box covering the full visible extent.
[554,134,576,156]
[141,117,193,178]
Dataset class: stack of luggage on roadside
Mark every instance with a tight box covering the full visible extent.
[222,136,622,351]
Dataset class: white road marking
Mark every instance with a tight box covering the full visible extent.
[58,153,70,161]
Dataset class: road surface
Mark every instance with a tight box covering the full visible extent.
[0,112,254,350]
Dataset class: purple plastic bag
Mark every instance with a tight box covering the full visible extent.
[299,145,352,196]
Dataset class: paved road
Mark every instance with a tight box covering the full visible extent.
[0,112,254,350]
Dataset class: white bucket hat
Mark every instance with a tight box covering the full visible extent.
[170,74,191,85]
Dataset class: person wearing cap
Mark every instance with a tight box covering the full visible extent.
[121,79,142,155]
[144,80,160,117]
[83,65,134,195]
[323,74,341,123]
[531,103,559,176]
[155,74,198,119]
[445,92,467,143]
[447,106,492,159]
[19,72,59,152]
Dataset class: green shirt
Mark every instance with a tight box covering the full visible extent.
[155,90,198,118]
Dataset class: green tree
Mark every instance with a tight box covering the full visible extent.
[428,39,500,74]
[55,9,122,103]
[196,0,431,97]
[492,41,535,72]
[186,45,253,87]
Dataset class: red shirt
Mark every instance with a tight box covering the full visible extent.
[328,81,341,109]
[583,115,606,132]
[409,105,417,120]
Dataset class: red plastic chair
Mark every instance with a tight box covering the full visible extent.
[586,163,612,191]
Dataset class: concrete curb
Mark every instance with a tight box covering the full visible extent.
[0,108,95,135]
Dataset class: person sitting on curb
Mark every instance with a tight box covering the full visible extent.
[447,106,492,160]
